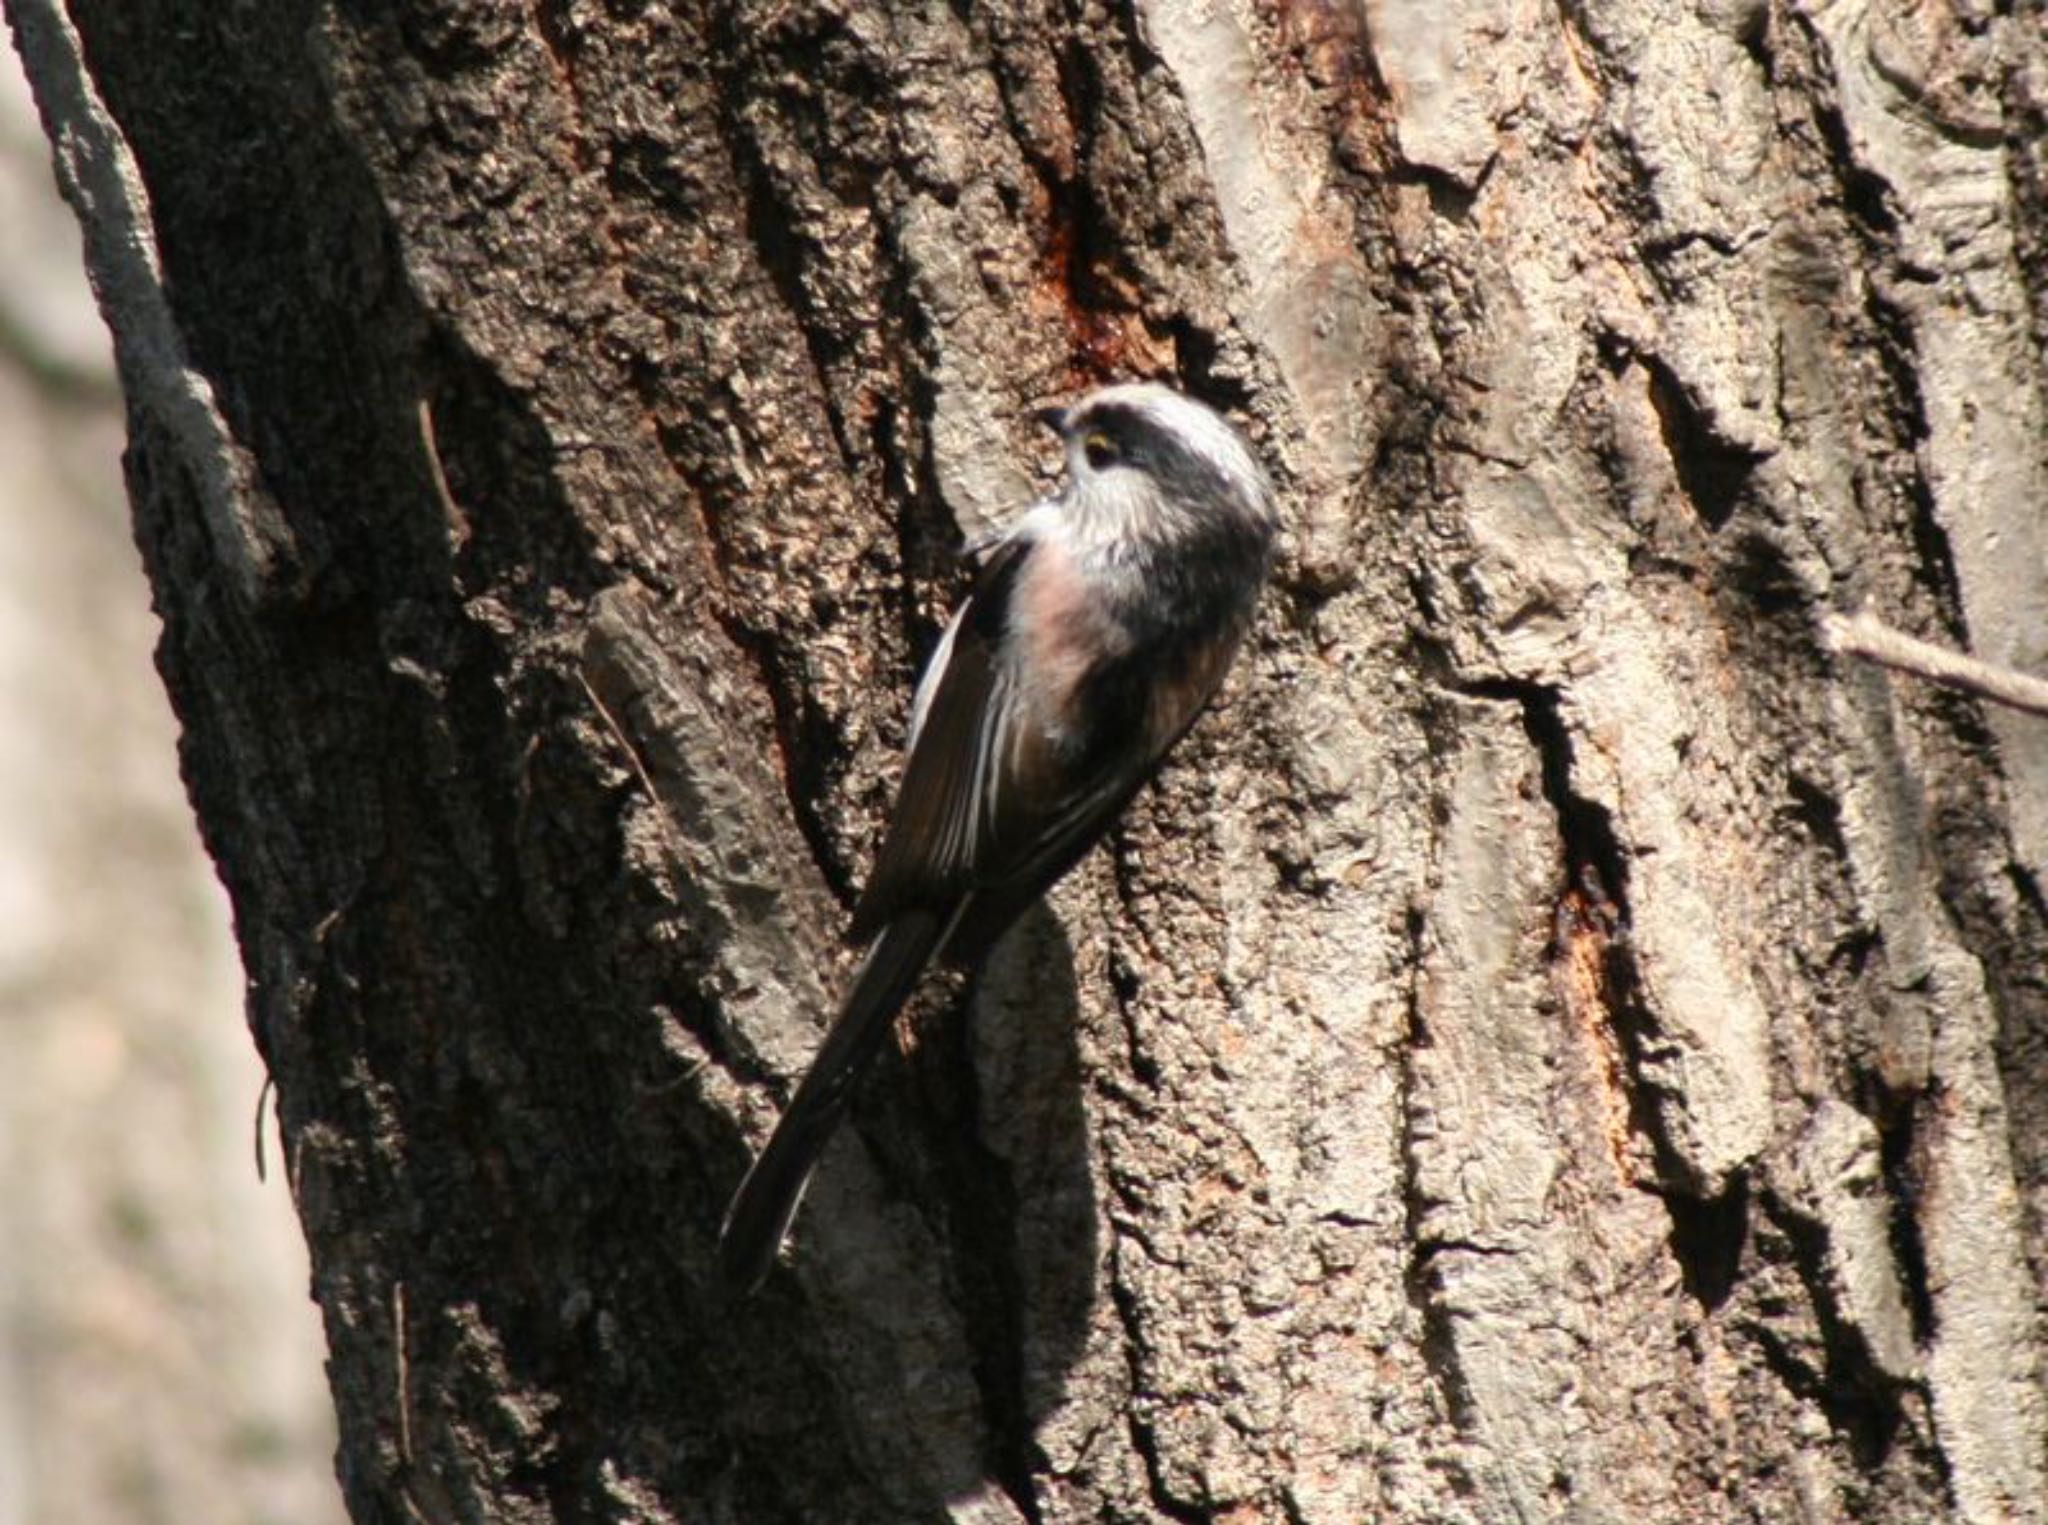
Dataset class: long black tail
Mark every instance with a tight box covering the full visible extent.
[715,909,951,1294]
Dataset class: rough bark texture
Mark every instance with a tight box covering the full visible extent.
[0,45,341,1525]
[7,0,2045,1520]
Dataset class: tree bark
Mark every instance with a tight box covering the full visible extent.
[0,47,341,1523]
[7,0,2045,1520]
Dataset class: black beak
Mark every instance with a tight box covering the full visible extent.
[1032,404,1069,436]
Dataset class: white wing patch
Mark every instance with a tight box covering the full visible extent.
[907,602,967,751]
[904,586,1017,876]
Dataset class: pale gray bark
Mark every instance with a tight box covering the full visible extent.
[6,0,2044,1521]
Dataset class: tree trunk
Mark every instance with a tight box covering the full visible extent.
[8,0,2045,1519]
[0,46,342,1523]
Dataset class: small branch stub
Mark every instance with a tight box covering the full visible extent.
[1824,609,2048,720]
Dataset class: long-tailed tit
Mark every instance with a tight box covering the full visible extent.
[716,382,1278,1293]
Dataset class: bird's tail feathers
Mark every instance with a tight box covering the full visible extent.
[714,906,955,1295]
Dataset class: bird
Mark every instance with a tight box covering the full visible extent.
[715,381,1279,1294]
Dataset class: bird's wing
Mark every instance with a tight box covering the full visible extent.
[937,624,1241,958]
[847,535,1027,942]
[849,534,1223,953]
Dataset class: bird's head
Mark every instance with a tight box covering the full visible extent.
[1037,383,1276,553]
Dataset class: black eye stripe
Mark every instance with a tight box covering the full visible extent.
[1070,402,1234,504]
[1070,402,1139,442]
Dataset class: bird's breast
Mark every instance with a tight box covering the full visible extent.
[1009,538,1126,746]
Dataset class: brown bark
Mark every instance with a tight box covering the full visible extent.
[6,0,2045,1520]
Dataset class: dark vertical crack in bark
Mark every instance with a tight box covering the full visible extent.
[1755,1189,1913,1467]
[1395,896,1481,1434]
[1641,353,1765,532]
[1876,1100,1939,1347]
[2007,34,2048,365]
[922,998,1045,1525]
[1102,836,1166,1094]
[1460,678,1766,1303]
[1042,13,1140,382]
[1789,9,1969,634]
[1663,1175,1749,1312]
[1510,684,1631,916]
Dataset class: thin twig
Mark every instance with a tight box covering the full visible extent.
[394,1280,431,1523]
[1824,609,2048,720]
[252,1073,274,1182]
[417,397,470,547]
[579,668,662,808]
[394,1281,414,1467]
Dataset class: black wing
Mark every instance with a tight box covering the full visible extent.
[847,535,1027,942]
[848,533,1212,961]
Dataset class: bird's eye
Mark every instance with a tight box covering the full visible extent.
[1082,431,1120,469]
